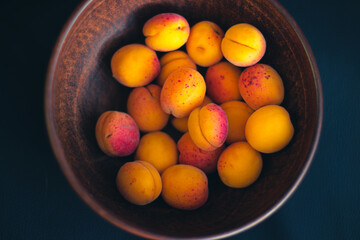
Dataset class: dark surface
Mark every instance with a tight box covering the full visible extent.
[0,0,359,239]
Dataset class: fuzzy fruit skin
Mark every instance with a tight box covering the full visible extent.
[186,21,224,67]
[143,13,190,52]
[135,131,178,174]
[127,84,169,132]
[205,61,242,104]
[157,50,196,86]
[177,132,224,174]
[217,142,262,188]
[161,164,208,210]
[239,63,284,110]
[171,96,212,133]
[111,44,160,87]
[220,101,254,144]
[221,23,266,67]
[95,111,139,157]
[188,103,228,151]
[160,68,206,118]
[245,105,294,153]
[116,160,162,205]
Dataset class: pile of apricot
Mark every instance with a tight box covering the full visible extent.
[95,13,294,210]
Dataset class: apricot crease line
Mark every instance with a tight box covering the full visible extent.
[198,111,217,148]
[226,38,257,51]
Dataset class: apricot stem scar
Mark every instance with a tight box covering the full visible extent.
[209,25,221,36]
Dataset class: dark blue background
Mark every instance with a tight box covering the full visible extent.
[1,0,359,239]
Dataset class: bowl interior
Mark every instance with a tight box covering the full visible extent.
[46,0,321,238]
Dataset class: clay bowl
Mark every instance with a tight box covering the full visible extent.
[45,0,323,239]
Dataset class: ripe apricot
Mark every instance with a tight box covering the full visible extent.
[239,63,284,110]
[135,131,178,173]
[220,101,254,144]
[177,132,224,174]
[157,51,196,86]
[245,105,294,153]
[161,164,208,210]
[116,160,162,205]
[188,103,228,151]
[127,84,169,132]
[186,21,224,67]
[205,61,242,104]
[160,68,206,118]
[217,142,262,188]
[171,96,212,132]
[221,23,266,67]
[111,44,160,87]
[143,13,190,52]
[95,111,139,157]
[160,50,190,65]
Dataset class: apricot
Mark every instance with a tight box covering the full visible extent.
[188,103,228,151]
[205,61,242,104]
[111,44,160,87]
[221,23,266,67]
[95,111,139,157]
[245,105,294,153]
[239,63,284,110]
[217,142,262,188]
[186,21,224,67]
[160,68,206,118]
[157,51,197,86]
[160,50,190,65]
[143,13,190,52]
[220,101,254,144]
[171,96,212,133]
[177,132,224,174]
[170,116,188,133]
[116,160,162,205]
[161,164,208,210]
[135,131,177,173]
[127,84,169,132]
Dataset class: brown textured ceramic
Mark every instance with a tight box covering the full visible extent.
[45,0,323,239]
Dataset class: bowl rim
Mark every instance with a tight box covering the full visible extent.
[44,0,323,239]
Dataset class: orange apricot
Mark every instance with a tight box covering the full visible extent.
[245,105,294,153]
[188,103,228,151]
[111,44,160,87]
[239,63,284,110]
[116,160,162,205]
[143,13,190,52]
[161,164,208,210]
[221,23,266,67]
[127,84,169,132]
[220,101,254,144]
[157,51,197,86]
[171,96,212,132]
[205,61,242,104]
[186,21,224,67]
[160,68,206,118]
[135,131,178,173]
[217,142,262,188]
